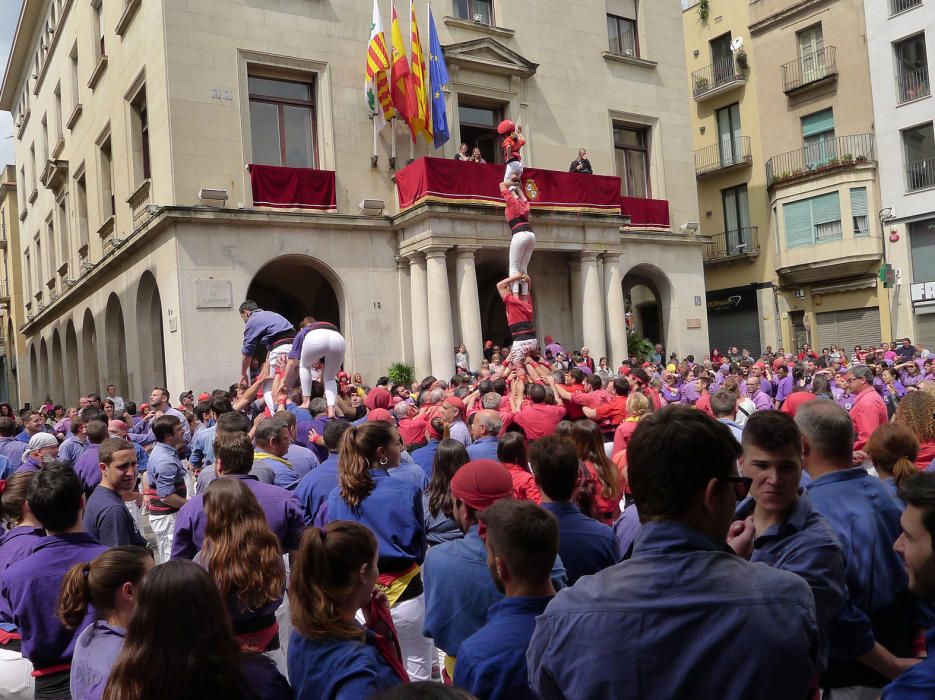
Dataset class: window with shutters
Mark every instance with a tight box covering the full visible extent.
[850,188,869,235]
[783,192,842,248]
[606,1,639,57]
[802,109,835,169]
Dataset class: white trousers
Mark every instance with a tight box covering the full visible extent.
[149,512,177,564]
[391,594,433,681]
[263,342,294,413]
[504,159,523,182]
[509,338,539,366]
[299,329,346,407]
[509,231,536,294]
[0,648,33,700]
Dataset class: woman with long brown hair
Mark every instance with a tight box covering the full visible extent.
[424,439,469,545]
[894,390,935,469]
[573,420,622,524]
[288,521,406,698]
[322,421,430,681]
[200,478,287,665]
[58,546,153,700]
[867,423,920,505]
[102,560,290,700]
[496,431,540,503]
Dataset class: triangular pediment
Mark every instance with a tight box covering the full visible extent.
[443,38,538,78]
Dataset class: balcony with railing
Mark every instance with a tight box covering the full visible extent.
[691,56,745,102]
[890,0,922,15]
[695,137,752,178]
[908,158,935,192]
[782,47,837,95]
[766,133,875,188]
[898,66,931,104]
[703,227,760,263]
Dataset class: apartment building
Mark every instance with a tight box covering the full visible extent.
[1,0,705,403]
[0,166,26,405]
[865,0,935,348]
[684,0,888,356]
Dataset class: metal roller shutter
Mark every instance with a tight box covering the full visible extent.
[914,314,935,352]
[707,310,762,359]
[815,308,882,351]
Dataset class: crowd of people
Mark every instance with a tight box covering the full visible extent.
[2,321,935,698]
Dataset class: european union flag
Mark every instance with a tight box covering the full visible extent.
[427,5,450,148]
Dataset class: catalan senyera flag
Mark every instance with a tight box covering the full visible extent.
[365,0,394,129]
[390,0,417,125]
[408,0,432,143]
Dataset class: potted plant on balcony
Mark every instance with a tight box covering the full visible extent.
[855,154,868,163]
[695,76,710,92]
[841,153,854,164]
[698,0,710,22]
[735,49,748,70]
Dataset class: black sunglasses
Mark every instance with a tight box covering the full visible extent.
[720,475,753,501]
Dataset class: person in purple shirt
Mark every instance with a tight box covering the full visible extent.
[72,420,109,495]
[251,417,301,491]
[172,430,305,560]
[0,418,27,472]
[773,364,794,408]
[0,472,43,573]
[58,410,95,467]
[59,546,153,700]
[129,387,191,445]
[745,377,774,413]
[15,412,44,445]
[294,420,351,525]
[527,405,819,700]
[454,499,556,700]
[16,433,59,474]
[0,463,109,697]
[280,410,319,478]
[83,438,147,548]
[101,559,291,699]
[531,436,617,584]
[239,300,296,415]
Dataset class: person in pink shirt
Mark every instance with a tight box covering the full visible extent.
[847,366,889,454]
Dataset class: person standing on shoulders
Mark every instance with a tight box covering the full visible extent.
[238,300,296,415]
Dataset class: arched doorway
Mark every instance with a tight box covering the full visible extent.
[51,330,64,404]
[105,294,129,395]
[28,344,38,407]
[39,338,50,404]
[65,320,80,405]
[622,264,674,355]
[246,255,342,329]
[81,308,101,397]
[475,261,511,351]
[136,272,167,391]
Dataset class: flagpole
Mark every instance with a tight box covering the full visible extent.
[371,113,379,168]
[409,134,415,165]
[390,117,398,169]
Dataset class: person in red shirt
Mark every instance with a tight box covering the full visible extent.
[498,120,525,181]
[497,431,541,503]
[847,365,889,453]
[583,377,630,429]
[507,382,566,441]
[893,391,935,469]
[497,272,538,367]
[499,179,535,296]
[694,376,714,417]
[612,392,650,457]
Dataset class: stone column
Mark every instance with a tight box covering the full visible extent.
[603,253,627,367]
[408,253,432,379]
[568,257,583,350]
[425,247,456,379]
[455,247,483,372]
[580,252,607,360]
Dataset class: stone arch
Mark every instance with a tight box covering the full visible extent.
[621,263,675,355]
[81,308,101,397]
[39,337,50,404]
[104,294,129,396]
[246,255,344,330]
[50,329,64,404]
[28,343,38,406]
[64,319,80,405]
[136,271,167,391]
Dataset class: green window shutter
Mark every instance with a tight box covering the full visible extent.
[784,200,814,248]
[802,108,835,137]
[850,188,868,217]
[811,192,841,224]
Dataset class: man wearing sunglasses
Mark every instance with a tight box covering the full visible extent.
[528,405,819,700]
[796,400,919,697]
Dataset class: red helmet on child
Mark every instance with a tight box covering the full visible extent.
[497,119,515,135]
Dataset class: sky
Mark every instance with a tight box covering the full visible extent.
[0,1,24,171]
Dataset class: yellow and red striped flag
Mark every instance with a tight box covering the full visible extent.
[390,0,417,125]
[365,0,394,129]
[409,0,432,143]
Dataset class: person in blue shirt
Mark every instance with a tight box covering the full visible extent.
[424,440,469,545]
[465,411,501,462]
[189,396,234,473]
[412,419,445,479]
[250,416,301,491]
[84,438,147,547]
[454,499,556,700]
[288,521,405,699]
[884,472,935,698]
[146,415,188,564]
[711,389,744,444]
[320,421,431,681]
[530,435,617,584]
[736,410,847,672]
[295,420,352,525]
[795,399,920,692]
[528,405,819,700]
[239,300,295,415]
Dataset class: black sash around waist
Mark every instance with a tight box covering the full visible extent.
[510,320,537,341]
[509,216,532,234]
[268,330,296,348]
[307,321,339,333]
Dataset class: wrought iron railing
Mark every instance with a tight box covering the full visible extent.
[766,133,874,188]
[908,157,935,192]
[703,227,760,262]
[691,56,743,99]
[890,0,922,14]
[695,137,752,176]
[898,66,930,104]
[782,47,836,93]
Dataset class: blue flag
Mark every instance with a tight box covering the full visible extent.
[427,5,450,148]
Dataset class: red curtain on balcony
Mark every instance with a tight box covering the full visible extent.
[620,196,670,228]
[248,164,337,211]
[396,158,622,213]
